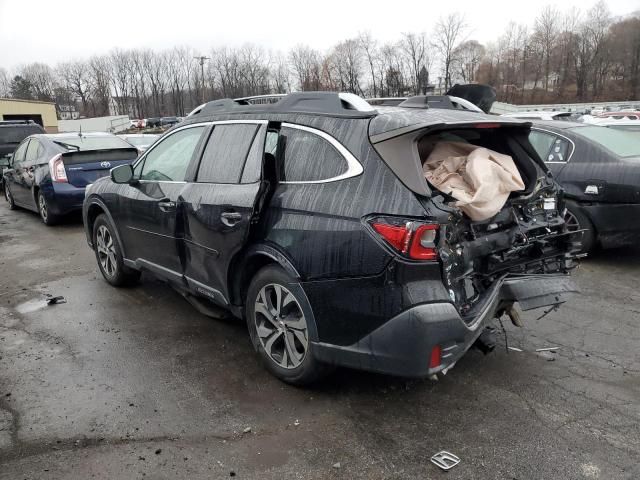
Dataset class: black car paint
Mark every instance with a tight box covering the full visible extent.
[83,106,576,378]
[531,121,640,248]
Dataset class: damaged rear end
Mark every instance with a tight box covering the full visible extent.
[369,112,580,373]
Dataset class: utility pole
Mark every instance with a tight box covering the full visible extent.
[194,56,210,104]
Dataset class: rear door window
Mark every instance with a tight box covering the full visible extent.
[25,139,40,163]
[139,126,205,182]
[12,140,30,166]
[197,124,258,183]
[529,130,570,162]
[280,126,347,182]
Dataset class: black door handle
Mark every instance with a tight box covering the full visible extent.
[221,211,242,226]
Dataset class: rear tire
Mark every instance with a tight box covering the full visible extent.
[37,191,59,226]
[245,265,331,385]
[564,201,596,253]
[93,213,141,287]
[4,184,16,210]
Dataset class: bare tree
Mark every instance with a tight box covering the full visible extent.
[289,45,322,91]
[452,40,485,83]
[433,13,467,91]
[57,61,91,114]
[533,6,559,92]
[269,52,291,94]
[330,39,364,94]
[399,32,429,95]
[19,63,57,101]
[358,32,379,97]
[0,68,10,97]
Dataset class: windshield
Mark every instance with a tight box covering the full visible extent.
[123,136,158,147]
[569,126,640,158]
[54,135,132,151]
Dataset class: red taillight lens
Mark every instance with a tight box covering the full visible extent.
[48,154,67,183]
[409,224,438,260]
[370,220,439,261]
[429,344,442,369]
[371,222,412,253]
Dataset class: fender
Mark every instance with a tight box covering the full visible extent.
[84,195,128,258]
[229,242,302,308]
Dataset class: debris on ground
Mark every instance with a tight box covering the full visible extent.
[430,451,461,471]
[46,296,66,306]
[536,350,556,361]
[535,347,560,352]
[242,427,251,434]
[507,346,523,352]
[155,448,162,455]
[332,462,341,469]
[293,419,300,426]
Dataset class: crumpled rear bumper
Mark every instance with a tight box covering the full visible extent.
[312,274,577,377]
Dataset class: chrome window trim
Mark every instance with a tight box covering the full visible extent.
[133,120,268,178]
[530,127,576,164]
[279,122,363,184]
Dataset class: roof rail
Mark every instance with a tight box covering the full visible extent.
[397,95,484,113]
[366,97,408,107]
[190,91,377,119]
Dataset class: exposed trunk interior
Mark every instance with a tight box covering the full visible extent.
[372,123,579,319]
[417,127,579,317]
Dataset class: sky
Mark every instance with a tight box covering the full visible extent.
[0,0,638,69]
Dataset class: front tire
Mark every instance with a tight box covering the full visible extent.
[246,266,331,385]
[37,191,59,226]
[93,214,141,287]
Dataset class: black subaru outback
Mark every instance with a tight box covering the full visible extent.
[83,91,578,385]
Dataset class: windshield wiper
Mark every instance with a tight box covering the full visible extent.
[53,140,80,151]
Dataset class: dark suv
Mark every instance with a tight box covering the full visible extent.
[83,92,578,385]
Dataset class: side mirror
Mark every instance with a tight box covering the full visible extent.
[111,164,134,184]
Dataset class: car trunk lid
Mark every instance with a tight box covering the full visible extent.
[61,148,138,187]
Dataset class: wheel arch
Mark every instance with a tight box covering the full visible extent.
[85,197,126,255]
[229,243,302,309]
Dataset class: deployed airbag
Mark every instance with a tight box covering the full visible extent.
[423,141,524,221]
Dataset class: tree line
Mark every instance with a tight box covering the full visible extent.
[0,0,638,119]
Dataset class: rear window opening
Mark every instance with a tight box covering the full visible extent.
[417,127,540,209]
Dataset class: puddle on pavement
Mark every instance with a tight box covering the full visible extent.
[15,297,49,314]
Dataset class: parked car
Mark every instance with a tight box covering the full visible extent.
[503,111,576,121]
[83,91,577,384]
[585,118,640,138]
[529,120,640,252]
[160,116,179,127]
[117,134,160,154]
[3,132,138,225]
[0,120,45,192]
[595,111,640,120]
[129,119,141,128]
[146,117,161,128]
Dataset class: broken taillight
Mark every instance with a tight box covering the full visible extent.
[370,219,439,261]
[48,154,67,183]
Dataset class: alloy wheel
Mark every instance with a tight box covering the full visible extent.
[38,193,47,222]
[254,283,308,369]
[96,225,118,278]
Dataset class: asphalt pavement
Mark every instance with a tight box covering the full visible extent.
[0,202,638,479]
